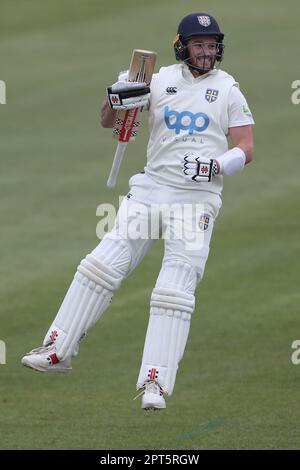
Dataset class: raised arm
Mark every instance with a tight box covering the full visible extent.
[100,98,117,128]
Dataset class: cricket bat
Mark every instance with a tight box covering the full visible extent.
[106,49,157,188]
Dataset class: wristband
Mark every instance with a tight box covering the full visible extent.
[216,147,246,176]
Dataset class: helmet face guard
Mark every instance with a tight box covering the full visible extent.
[173,13,225,73]
[173,36,224,73]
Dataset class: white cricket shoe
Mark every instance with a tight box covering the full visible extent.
[21,344,72,373]
[140,381,166,410]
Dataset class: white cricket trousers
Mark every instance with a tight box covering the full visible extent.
[45,172,222,394]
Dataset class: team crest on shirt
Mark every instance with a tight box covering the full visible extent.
[197,16,211,27]
[205,89,219,103]
[199,214,210,231]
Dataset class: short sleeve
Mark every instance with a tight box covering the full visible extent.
[228,85,255,128]
[147,72,159,111]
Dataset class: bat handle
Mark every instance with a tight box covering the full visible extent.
[107,142,128,188]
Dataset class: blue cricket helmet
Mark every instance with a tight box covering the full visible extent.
[173,13,225,64]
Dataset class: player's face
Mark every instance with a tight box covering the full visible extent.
[187,35,218,73]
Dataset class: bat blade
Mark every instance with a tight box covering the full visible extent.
[113,50,157,144]
[107,49,157,187]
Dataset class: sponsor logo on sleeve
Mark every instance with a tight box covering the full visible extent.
[243,104,252,116]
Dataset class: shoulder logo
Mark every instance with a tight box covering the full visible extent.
[166,87,177,94]
[205,88,219,103]
[243,104,252,115]
[197,15,211,27]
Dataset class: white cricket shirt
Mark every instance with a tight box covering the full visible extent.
[144,63,254,195]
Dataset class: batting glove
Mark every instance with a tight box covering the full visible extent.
[183,152,220,183]
[117,70,129,82]
[107,81,150,110]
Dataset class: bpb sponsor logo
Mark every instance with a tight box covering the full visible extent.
[164,106,209,135]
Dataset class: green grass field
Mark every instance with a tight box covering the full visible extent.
[1,0,300,450]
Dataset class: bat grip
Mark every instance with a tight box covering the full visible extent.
[107,142,128,188]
